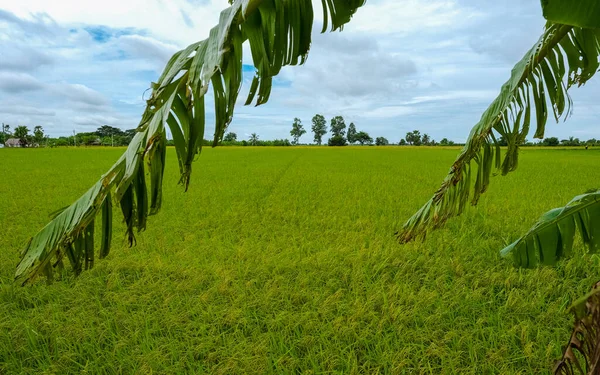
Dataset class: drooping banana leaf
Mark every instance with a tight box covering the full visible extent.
[554,281,600,374]
[397,23,600,243]
[542,0,600,29]
[15,0,367,285]
[501,190,600,267]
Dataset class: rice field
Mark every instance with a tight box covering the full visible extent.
[0,146,599,374]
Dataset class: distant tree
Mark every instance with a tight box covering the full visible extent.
[79,134,99,146]
[1,123,10,143]
[439,138,456,146]
[560,136,580,146]
[101,136,112,146]
[14,126,30,147]
[273,139,292,146]
[405,130,421,146]
[543,137,560,146]
[224,132,237,142]
[586,138,598,146]
[375,137,389,146]
[347,122,357,144]
[95,125,124,138]
[55,137,70,147]
[422,133,431,145]
[399,139,407,146]
[355,131,373,145]
[328,135,347,146]
[311,114,327,145]
[290,118,306,145]
[249,133,259,146]
[33,126,44,145]
[330,116,346,137]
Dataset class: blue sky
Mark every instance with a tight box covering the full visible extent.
[1,0,600,143]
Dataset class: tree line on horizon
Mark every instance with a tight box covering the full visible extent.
[0,124,138,147]
[2,121,599,148]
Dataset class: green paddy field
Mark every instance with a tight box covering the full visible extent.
[0,146,598,374]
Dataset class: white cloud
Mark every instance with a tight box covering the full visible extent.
[363,105,417,119]
[0,0,228,46]
[350,0,481,33]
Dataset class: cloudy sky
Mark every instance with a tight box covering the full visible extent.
[1,0,599,143]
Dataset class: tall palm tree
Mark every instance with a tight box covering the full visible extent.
[249,133,259,146]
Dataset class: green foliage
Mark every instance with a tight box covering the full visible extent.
[347,122,357,144]
[354,131,373,145]
[544,137,560,146]
[375,137,389,146]
[311,114,327,145]
[542,0,600,28]
[54,137,71,147]
[224,132,237,142]
[405,130,421,146]
[249,133,259,146]
[290,118,306,145]
[95,125,124,138]
[33,126,44,144]
[330,116,346,137]
[399,139,407,146]
[13,126,29,146]
[1,147,598,373]
[327,135,347,146]
[560,137,581,147]
[501,189,600,268]
[439,138,455,146]
[79,134,100,146]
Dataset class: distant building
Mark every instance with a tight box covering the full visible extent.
[4,138,22,148]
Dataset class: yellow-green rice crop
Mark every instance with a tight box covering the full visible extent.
[1,146,599,374]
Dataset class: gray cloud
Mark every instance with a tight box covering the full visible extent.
[0,72,44,93]
[0,104,56,117]
[0,45,54,72]
[0,10,61,42]
[73,114,122,127]
[117,34,178,64]
[55,83,109,107]
[292,31,417,98]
